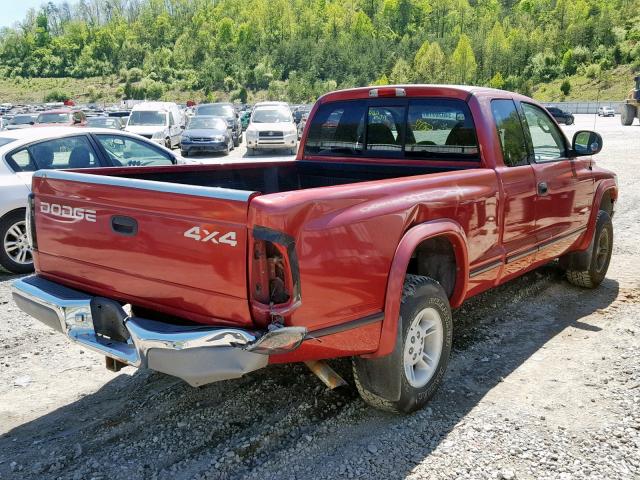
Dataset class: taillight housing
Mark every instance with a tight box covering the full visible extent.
[250,227,301,325]
[26,193,38,251]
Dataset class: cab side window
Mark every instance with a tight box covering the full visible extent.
[521,103,566,162]
[491,99,529,167]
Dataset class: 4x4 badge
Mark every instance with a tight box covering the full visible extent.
[183,226,237,247]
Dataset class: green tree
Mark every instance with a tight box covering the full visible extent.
[389,58,413,84]
[414,41,447,83]
[451,34,477,84]
[489,72,505,89]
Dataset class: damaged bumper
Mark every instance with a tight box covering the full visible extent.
[12,276,306,387]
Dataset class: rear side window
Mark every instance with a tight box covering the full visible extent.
[304,101,366,156]
[491,99,529,167]
[6,136,99,172]
[304,98,479,160]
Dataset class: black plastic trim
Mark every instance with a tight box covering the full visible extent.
[469,260,502,278]
[305,312,384,339]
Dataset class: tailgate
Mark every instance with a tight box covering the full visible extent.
[31,170,258,327]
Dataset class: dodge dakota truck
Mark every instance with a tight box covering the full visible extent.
[12,85,617,413]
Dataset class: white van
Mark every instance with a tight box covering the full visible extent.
[125,102,184,149]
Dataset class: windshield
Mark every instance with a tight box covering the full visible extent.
[197,105,234,118]
[252,107,292,123]
[0,138,16,147]
[128,111,167,126]
[188,117,226,130]
[10,115,34,125]
[37,113,71,124]
[87,117,118,128]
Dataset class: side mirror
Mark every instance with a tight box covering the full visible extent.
[572,130,603,156]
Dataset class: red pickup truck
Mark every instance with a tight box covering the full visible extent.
[13,85,617,413]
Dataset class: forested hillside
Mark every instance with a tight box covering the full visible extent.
[0,0,639,103]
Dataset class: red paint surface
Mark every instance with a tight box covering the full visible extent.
[31,85,617,363]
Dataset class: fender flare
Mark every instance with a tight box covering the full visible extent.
[366,219,469,359]
[575,180,618,252]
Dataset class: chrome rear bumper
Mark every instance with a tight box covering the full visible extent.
[12,276,306,386]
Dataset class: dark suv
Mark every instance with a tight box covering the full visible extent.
[194,103,242,147]
[546,106,574,125]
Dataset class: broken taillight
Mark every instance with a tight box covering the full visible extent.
[250,227,301,325]
[251,239,291,305]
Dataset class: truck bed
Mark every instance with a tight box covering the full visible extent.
[114,160,466,193]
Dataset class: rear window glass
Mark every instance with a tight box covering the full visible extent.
[304,99,479,160]
[37,113,72,124]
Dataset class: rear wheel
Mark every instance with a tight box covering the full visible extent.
[353,275,452,413]
[566,211,613,288]
[165,138,172,149]
[181,150,188,157]
[234,133,241,148]
[621,104,637,126]
[0,210,34,274]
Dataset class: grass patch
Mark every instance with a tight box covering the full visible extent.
[532,65,636,102]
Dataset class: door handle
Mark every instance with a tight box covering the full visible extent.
[538,182,549,196]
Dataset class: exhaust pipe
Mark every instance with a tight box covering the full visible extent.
[304,360,347,389]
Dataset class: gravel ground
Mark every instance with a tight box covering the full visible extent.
[0,115,639,480]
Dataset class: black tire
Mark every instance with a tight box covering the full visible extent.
[165,138,172,149]
[0,210,34,274]
[566,116,574,125]
[621,104,636,126]
[566,211,613,289]
[353,275,452,413]
[181,150,188,157]
[233,133,241,148]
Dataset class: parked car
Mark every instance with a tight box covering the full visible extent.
[86,116,124,130]
[598,106,616,117]
[240,110,251,131]
[36,109,87,127]
[194,103,242,147]
[180,116,234,156]
[245,103,298,155]
[546,106,574,125]
[11,85,616,414]
[0,127,184,273]
[297,113,309,139]
[107,111,130,120]
[293,105,311,124]
[125,102,184,149]
[11,115,39,130]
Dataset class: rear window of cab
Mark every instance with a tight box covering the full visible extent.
[304,98,479,160]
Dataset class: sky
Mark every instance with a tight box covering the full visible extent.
[0,0,47,28]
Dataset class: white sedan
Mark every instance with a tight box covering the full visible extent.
[0,127,189,273]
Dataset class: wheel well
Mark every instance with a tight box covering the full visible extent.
[600,190,614,217]
[406,236,456,298]
[1,207,26,223]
